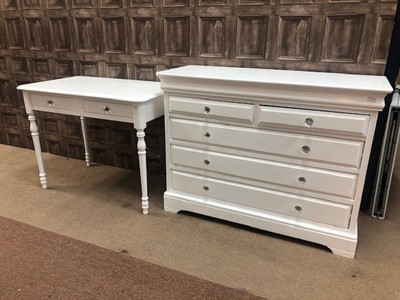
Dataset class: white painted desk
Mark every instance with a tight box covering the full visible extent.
[18,76,164,214]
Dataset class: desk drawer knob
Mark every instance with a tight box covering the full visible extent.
[103,106,110,112]
[301,145,311,154]
[295,205,302,212]
[305,118,314,127]
[204,132,211,139]
[203,186,209,191]
[204,106,211,113]
[48,100,54,106]
[298,177,306,185]
[204,159,210,166]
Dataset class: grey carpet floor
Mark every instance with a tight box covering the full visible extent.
[0,144,399,299]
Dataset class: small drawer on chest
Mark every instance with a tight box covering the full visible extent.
[170,145,358,199]
[169,96,254,123]
[83,100,133,118]
[171,171,352,229]
[258,106,369,137]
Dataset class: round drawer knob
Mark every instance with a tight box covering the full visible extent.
[301,145,310,154]
[298,177,306,185]
[204,159,210,165]
[294,205,302,212]
[305,118,314,127]
[204,106,211,113]
[48,100,54,106]
[103,106,110,112]
[203,186,209,191]
[204,132,211,138]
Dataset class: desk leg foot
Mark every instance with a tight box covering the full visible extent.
[142,197,149,215]
[40,173,48,189]
[136,129,149,215]
[80,116,91,166]
[28,113,48,189]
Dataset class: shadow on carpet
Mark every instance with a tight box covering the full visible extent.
[0,216,262,300]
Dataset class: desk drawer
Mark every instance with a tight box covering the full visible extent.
[171,171,352,228]
[170,118,364,168]
[258,106,369,137]
[169,96,254,123]
[30,94,80,111]
[83,100,133,118]
[170,145,358,199]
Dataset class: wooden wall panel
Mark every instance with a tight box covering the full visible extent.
[5,18,24,49]
[106,63,128,78]
[0,57,7,71]
[32,59,51,76]
[371,15,395,64]
[79,61,99,76]
[130,0,154,7]
[132,18,155,55]
[0,80,13,106]
[26,18,47,50]
[22,0,42,9]
[47,0,67,9]
[199,0,227,5]
[199,17,225,57]
[0,1,396,175]
[277,16,311,60]
[49,17,72,51]
[239,0,270,5]
[101,1,124,8]
[322,15,364,63]
[12,57,29,74]
[74,18,97,52]
[2,1,19,10]
[164,17,190,56]
[236,16,268,59]
[72,0,95,8]
[102,17,126,53]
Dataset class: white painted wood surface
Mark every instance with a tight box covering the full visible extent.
[157,65,392,258]
[18,76,164,215]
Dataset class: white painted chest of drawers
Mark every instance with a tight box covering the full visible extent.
[157,65,392,258]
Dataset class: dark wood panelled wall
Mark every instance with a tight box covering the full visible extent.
[0,0,397,174]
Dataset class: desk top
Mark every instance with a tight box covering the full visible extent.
[18,76,163,103]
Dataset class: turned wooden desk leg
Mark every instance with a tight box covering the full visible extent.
[80,117,91,166]
[28,113,47,189]
[136,129,149,215]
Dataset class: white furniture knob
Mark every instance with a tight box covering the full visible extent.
[298,177,306,185]
[301,145,310,154]
[305,118,314,127]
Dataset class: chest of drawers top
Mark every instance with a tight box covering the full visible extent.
[157,65,392,112]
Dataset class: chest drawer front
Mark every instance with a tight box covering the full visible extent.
[170,118,364,168]
[83,100,132,118]
[258,106,370,137]
[171,171,352,228]
[169,96,254,123]
[170,146,358,199]
[30,94,80,111]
